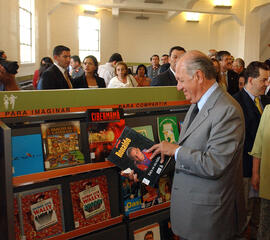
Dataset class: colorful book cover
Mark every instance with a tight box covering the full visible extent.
[108,126,168,187]
[70,175,111,229]
[14,195,21,240]
[158,175,172,203]
[19,185,64,239]
[41,121,85,170]
[132,125,154,141]
[87,109,125,162]
[133,223,161,240]
[141,184,160,209]
[121,176,141,215]
[157,116,179,143]
[12,134,44,176]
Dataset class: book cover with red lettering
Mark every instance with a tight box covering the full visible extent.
[69,175,111,229]
[87,109,125,163]
[41,121,85,170]
[133,223,161,240]
[108,126,169,187]
[19,185,64,239]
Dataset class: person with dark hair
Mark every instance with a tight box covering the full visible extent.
[126,147,152,171]
[0,64,19,91]
[72,55,105,88]
[264,58,270,96]
[107,62,137,88]
[151,46,186,86]
[147,54,160,80]
[0,50,7,60]
[140,50,246,239]
[233,61,269,239]
[70,55,84,79]
[144,231,154,240]
[98,53,123,86]
[216,50,239,95]
[161,54,169,65]
[134,64,151,87]
[33,57,53,89]
[40,45,72,90]
[238,71,245,91]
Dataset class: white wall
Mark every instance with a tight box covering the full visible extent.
[214,17,241,58]
[1,0,269,76]
[117,13,211,63]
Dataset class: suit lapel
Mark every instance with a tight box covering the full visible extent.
[241,90,261,119]
[179,87,223,145]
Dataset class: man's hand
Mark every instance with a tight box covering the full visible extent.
[251,173,260,191]
[147,141,179,163]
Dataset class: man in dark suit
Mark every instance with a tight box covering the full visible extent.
[151,46,186,86]
[40,45,73,90]
[148,51,246,239]
[217,50,239,95]
[233,61,269,239]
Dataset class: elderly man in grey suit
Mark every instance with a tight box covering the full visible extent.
[149,50,246,240]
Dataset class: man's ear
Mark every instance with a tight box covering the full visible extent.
[196,70,204,84]
[53,55,58,63]
[248,77,253,85]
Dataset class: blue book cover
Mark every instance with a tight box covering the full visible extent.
[122,176,142,215]
[12,134,44,176]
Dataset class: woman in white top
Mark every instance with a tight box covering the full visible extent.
[107,62,138,88]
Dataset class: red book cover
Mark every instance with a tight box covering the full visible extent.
[14,195,21,240]
[87,109,125,162]
[70,175,111,229]
[19,185,64,239]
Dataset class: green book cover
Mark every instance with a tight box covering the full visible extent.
[132,125,154,141]
[157,116,179,143]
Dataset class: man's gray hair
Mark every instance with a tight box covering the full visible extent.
[185,55,217,80]
[235,58,245,68]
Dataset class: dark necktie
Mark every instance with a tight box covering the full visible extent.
[187,104,199,129]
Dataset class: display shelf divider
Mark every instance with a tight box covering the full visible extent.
[47,215,123,240]
[13,162,115,187]
[129,201,170,219]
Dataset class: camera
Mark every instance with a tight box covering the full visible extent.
[0,57,19,74]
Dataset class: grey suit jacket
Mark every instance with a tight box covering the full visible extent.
[171,86,246,240]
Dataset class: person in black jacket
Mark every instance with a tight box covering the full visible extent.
[233,61,269,239]
[151,46,185,86]
[216,50,239,95]
[72,55,105,88]
[40,45,73,90]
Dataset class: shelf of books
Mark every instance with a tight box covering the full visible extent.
[0,87,189,240]
[47,215,123,240]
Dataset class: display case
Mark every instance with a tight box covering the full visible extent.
[0,87,189,240]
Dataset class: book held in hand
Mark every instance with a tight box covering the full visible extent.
[108,126,168,187]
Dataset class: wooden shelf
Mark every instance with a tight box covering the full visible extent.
[129,201,170,219]
[13,162,115,187]
[47,215,123,240]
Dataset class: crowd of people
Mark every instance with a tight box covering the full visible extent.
[1,45,270,240]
